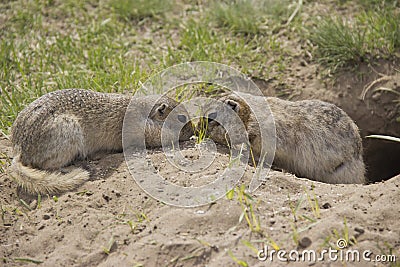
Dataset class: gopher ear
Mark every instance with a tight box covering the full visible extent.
[225,99,240,113]
[157,103,168,115]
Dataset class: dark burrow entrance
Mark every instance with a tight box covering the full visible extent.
[363,139,400,183]
[312,62,400,183]
[253,62,400,183]
[346,72,400,183]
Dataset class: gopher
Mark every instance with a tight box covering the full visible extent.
[205,92,365,184]
[10,89,193,194]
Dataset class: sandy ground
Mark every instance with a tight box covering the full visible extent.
[0,133,399,266]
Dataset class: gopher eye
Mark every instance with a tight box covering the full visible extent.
[177,114,187,123]
[207,112,217,122]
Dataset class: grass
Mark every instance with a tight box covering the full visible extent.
[102,236,116,255]
[0,0,289,136]
[226,184,325,261]
[309,7,400,71]
[194,116,209,144]
[287,186,320,223]
[110,0,172,21]
[210,0,266,35]
[0,153,10,173]
[339,0,399,10]
[114,205,151,235]
[320,217,357,249]
[226,182,324,255]
[228,250,249,266]
[286,185,321,247]
[226,185,262,233]
[209,0,296,34]
[0,0,152,135]
[164,19,284,73]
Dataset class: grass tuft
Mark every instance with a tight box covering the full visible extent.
[228,185,261,233]
[209,0,295,34]
[309,8,400,71]
[110,0,172,21]
[0,1,149,134]
[228,250,249,266]
[164,19,284,75]
[210,0,265,35]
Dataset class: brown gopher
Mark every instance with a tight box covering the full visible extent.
[10,89,193,194]
[206,92,365,184]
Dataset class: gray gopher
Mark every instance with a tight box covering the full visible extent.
[206,92,365,184]
[10,89,193,194]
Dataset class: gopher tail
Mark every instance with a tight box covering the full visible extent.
[10,156,90,195]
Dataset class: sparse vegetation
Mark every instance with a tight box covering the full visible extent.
[0,0,149,134]
[209,0,295,34]
[309,6,400,71]
[0,0,287,136]
[102,236,117,255]
[321,217,357,249]
[0,153,10,173]
[228,250,249,266]
[210,0,266,35]
[110,0,172,21]
[237,184,261,233]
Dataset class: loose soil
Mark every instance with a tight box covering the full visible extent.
[1,67,400,265]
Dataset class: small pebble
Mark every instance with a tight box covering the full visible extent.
[372,92,381,100]
[354,227,364,234]
[102,193,111,202]
[298,237,312,249]
[322,202,331,209]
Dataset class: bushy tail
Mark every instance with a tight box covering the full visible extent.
[10,156,90,195]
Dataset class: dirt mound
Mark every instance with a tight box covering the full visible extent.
[1,135,399,266]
